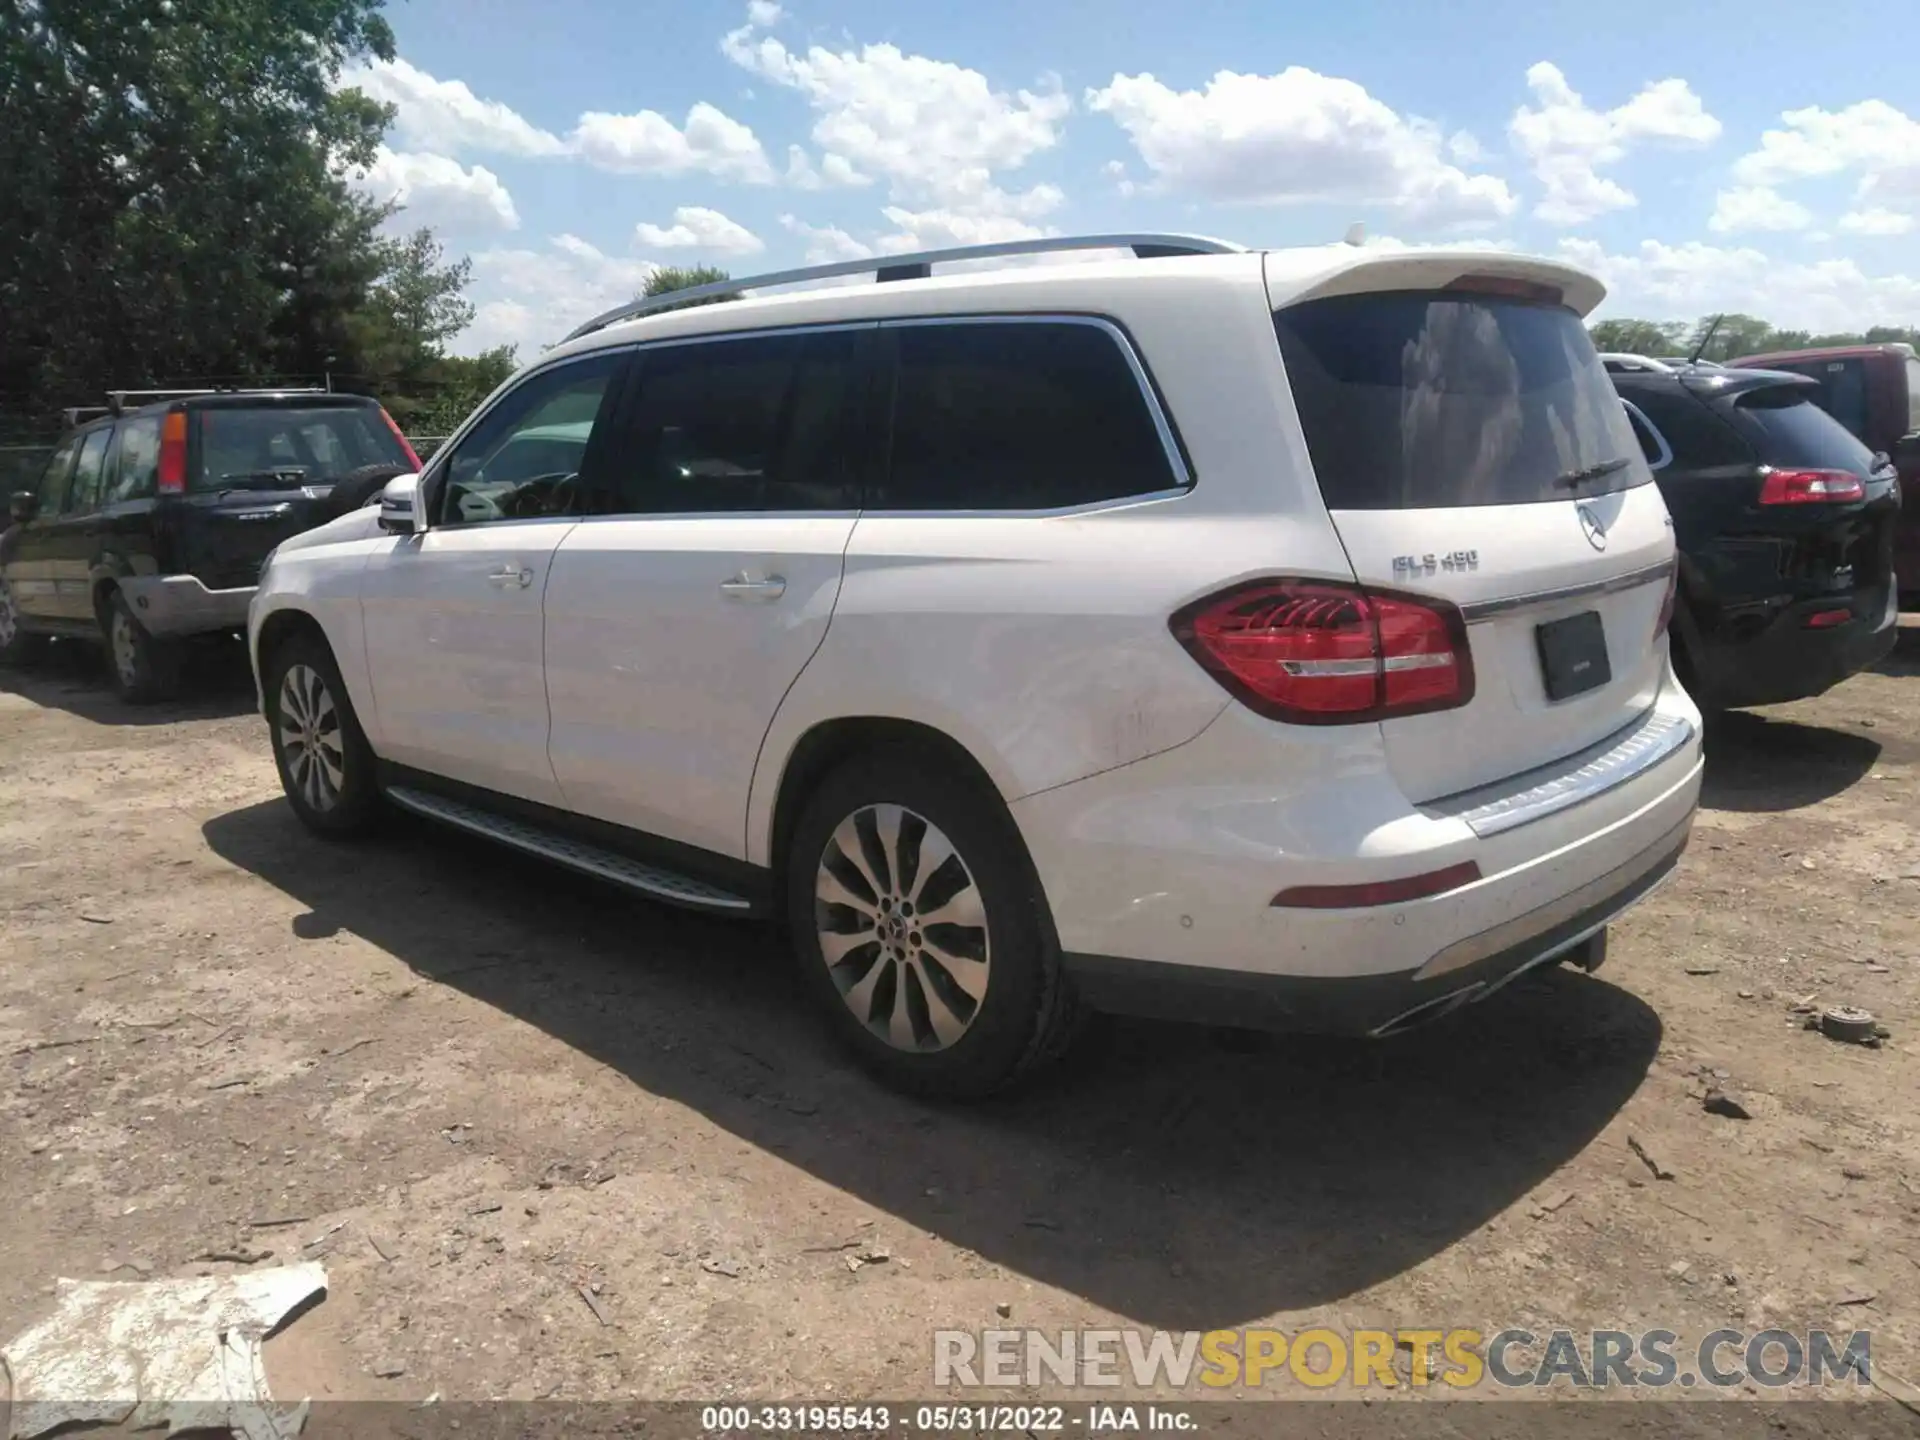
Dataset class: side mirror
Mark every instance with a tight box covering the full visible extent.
[8,490,37,525]
[377,474,424,535]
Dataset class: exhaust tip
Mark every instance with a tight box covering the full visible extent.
[1369,982,1486,1039]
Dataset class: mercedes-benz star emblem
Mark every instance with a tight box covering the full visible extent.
[1577,503,1608,552]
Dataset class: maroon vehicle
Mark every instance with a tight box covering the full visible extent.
[1730,342,1920,605]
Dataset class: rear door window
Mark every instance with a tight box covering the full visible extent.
[1905,357,1920,434]
[109,416,162,501]
[66,427,112,515]
[605,330,858,514]
[877,319,1180,511]
[1272,291,1648,509]
[1727,387,1878,472]
[1805,358,1871,439]
[194,406,412,491]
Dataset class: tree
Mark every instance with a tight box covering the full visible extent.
[0,0,405,421]
[640,265,736,313]
[1588,319,1690,356]
[1684,314,1779,363]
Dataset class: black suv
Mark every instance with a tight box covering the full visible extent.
[1608,361,1902,710]
[0,390,418,700]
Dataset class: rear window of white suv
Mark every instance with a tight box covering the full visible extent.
[1273,291,1649,510]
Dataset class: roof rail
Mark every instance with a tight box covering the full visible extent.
[565,232,1246,342]
[1597,353,1673,374]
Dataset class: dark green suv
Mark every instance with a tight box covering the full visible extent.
[0,389,417,701]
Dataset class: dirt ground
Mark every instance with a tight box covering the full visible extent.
[2,627,1919,1423]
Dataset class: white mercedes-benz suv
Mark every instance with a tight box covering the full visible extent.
[248,233,1703,1099]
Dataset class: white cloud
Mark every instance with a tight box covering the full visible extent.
[344,57,565,157]
[780,214,876,263]
[784,145,871,190]
[724,29,1069,222]
[1708,184,1813,234]
[1564,236,1920,332]
[1731,100,1920,233]
[351,146,518,232]
[569,101,773,182]
[459,234,657,356]
[1085,68,1516,227]
[874,206,1052,252]
[635,205,765,254]
[346,56,774,184]
[1509,62,1721,225]
[1839,207,1917,236]
[746,0,783,23]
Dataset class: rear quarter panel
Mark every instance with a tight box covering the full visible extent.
[744,266,1359,865]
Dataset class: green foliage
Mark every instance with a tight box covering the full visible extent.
[1592,314,1920,362]
[0,0,485,433]
[640,265,737,313]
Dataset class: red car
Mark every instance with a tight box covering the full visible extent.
[1730,342,1920,605]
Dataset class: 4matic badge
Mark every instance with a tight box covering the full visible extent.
[1393,551,1479,577]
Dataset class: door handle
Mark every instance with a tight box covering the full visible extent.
[488,565,534,589]
[720,574,787,601]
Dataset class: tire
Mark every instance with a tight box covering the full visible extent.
[785,746,1082,1100]
[103,588,181,703]
[0,574,48,667]
[323,462,413,521]
[263,630,381,838]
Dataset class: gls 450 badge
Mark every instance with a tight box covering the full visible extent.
[1392,550,1479,577]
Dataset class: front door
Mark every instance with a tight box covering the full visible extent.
[544,327,865,858]
[358,351,629,807]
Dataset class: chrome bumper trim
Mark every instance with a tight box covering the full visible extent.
[1422,703,1695,840]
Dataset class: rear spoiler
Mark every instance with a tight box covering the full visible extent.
[1267,247,1608,318]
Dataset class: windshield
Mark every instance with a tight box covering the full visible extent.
[1272,291,1649,509]
[194,406,410,490]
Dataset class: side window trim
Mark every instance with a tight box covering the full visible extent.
[422,349,634,529]
[582,322,876,521]
[1620,400,1672,472]
[871,313,1193,515]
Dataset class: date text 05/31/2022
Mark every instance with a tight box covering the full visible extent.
[700,1404,1195,1432]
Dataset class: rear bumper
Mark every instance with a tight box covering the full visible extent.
[118,574,254,638]
[1686,584,1899,709]
[1066,815,1688,1035]
[1012,675,1704,1025]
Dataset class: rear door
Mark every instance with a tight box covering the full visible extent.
[175,403,411,590]
[42,425,113,620]
[543,327,865,858]
[4,435,80,622]
[1270,278,1674,803]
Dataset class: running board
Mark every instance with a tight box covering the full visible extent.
[383,786,753,914]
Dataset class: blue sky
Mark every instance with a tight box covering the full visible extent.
[345,0,1920,356]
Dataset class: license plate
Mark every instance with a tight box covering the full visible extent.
[1536,611,1611,702]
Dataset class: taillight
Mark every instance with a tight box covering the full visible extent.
[157,411,188,493]
[380,407,422,470]
[1169,578,1474,725]
[1757,467,1865,505]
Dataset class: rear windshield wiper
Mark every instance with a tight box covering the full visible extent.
[1552,456,1633,489]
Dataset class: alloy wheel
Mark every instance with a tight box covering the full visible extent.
[814,804,991,1052]
[278,663,346,812]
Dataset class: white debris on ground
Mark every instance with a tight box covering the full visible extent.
[2,1262,325,1440]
